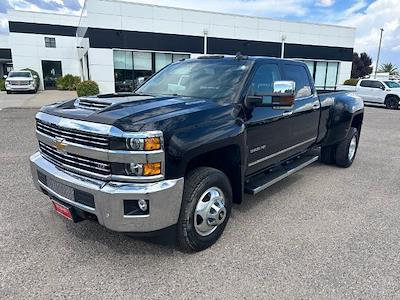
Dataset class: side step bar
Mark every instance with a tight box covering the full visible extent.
[244,154,319,195]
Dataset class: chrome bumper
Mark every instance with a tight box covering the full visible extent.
[6,85,35,91]
[30,152,184,232]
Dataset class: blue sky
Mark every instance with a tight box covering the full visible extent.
[1,0,399,69]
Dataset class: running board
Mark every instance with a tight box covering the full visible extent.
[244,155,319,195]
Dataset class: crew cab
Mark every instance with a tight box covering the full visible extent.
[356,78,400,109]
[4,70,39,94]
[30,56,364,251]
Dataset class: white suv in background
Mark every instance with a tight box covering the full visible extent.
[356,79,400,109]
[4,70,39,94]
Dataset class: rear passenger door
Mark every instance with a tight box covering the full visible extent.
[281,63,320,153]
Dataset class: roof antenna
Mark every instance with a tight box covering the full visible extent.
[235,52,248,60]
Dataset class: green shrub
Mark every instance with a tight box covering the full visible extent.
[56,74,81,90]
[22,68,40,88]
[343,78,360,86]
[76,80,99,97]
[0,79,5,91]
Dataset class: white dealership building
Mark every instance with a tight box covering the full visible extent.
[2,0,356,93]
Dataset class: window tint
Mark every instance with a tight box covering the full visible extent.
[248,64,280,96]
[371,81,384,89]
[360,80,373,87]
[283,64,312,98]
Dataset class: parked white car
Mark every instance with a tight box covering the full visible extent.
[4,70,39,94]
[356,79,400,109]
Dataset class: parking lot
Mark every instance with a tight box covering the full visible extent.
[1,106,399,299]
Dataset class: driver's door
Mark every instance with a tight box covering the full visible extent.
[245,63,295,175]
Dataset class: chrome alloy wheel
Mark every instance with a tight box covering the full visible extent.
[348,135,357,161]
[194,187,227,237]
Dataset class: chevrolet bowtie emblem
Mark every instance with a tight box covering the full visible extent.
[53,137,67,152]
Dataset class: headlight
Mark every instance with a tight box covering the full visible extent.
[124,162,161,176]
[126,137,161,151]
[5,80,10,85]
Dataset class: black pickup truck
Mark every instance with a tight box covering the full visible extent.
[30,55,364,251]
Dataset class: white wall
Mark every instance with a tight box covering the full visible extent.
[8,10,81,90]
[86,0,355,49]
[9,33,81,90]
[88,48,115,93]
[338,61,353,84]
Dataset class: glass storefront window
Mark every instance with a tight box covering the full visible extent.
[314,62,327,89]
[114,50,190,92]
[303,61,315,77]
[155,53,173,72]
[325,62,339,89]
[133,52,152,71]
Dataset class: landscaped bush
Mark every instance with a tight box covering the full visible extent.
[0,79,5,91]
[343,78,360,86]
[76,80,99,97]
[56,74,81,90]
[22,68,40,87]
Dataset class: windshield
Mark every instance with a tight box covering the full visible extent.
[8,71,31,78]
[135,59,252,102]
[384,81,400,88]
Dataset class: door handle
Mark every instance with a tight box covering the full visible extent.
[312,104,320,110]
[282,111,293,117]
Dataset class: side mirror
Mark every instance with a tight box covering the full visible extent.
[245,80,296,108]
[33,75,38,79]
[3,75,7,79]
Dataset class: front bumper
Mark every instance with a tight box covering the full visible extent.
[6,85,36,91]
[30,152,184,232]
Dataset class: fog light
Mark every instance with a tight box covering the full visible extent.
[125,163,143,176]
[138,199,148,212]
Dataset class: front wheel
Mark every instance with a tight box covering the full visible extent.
[335,127,359,167]
[385,96,399,109]
[177,167,232,252]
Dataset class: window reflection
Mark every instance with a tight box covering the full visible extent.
[113,50,190,92]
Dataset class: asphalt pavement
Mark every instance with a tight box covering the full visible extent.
[1,106,399,299]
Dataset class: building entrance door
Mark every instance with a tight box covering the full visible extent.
[42,60,62,90]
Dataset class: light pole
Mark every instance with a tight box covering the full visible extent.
[375,28,384,79]
[203,29,208,55]
[281,35,286,59]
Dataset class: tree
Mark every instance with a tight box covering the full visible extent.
[351,52,373,78]
[378,63,398,75]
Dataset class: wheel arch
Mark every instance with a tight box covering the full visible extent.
[185,144,244,204]
[384,94,400,104]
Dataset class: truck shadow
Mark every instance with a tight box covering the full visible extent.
[64,162,327,254]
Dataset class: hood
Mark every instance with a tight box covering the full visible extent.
[41,94,231,132]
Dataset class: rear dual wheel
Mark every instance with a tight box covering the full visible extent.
[320,127,359,168]
[177,167,232,252]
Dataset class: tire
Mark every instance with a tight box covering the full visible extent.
[177,167,232,252]
[6,91,11,94]
[320,144,336,164]
[335,127,359,168]
[385,96,399,110]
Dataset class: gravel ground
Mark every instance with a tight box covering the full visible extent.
[1,107,399,299]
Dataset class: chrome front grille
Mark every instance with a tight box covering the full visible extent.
[11,81,30,86]
[36,119,110,149]
[39,142,111,177]
[75,98,110,110]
